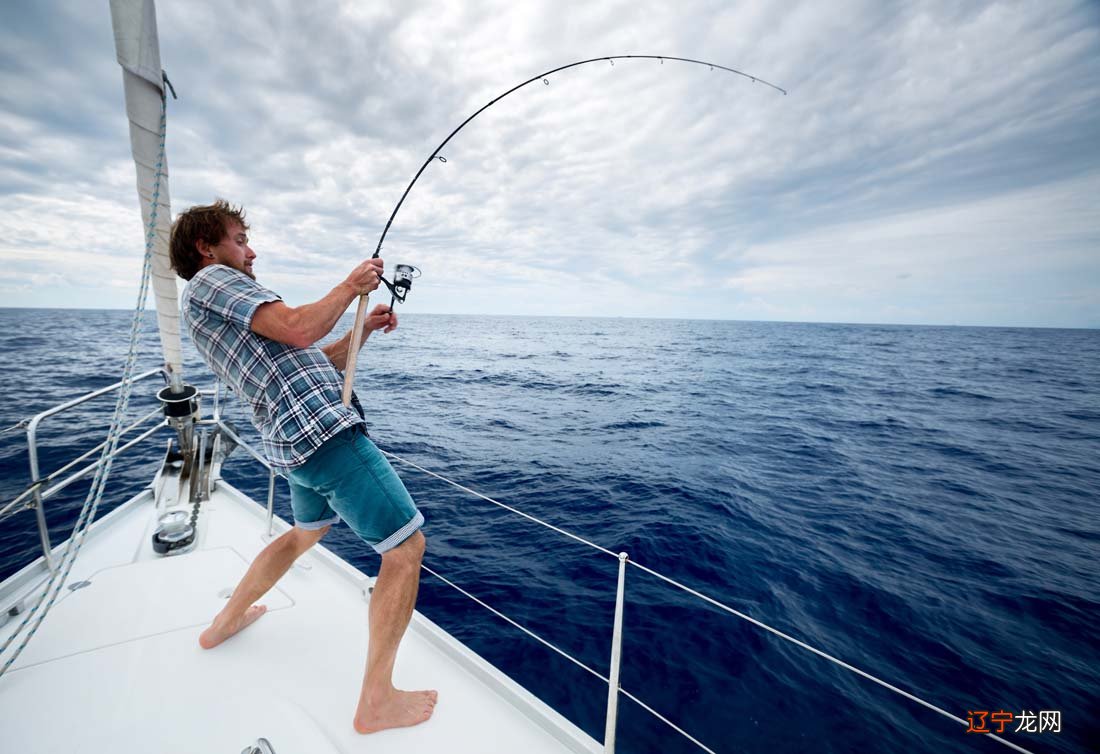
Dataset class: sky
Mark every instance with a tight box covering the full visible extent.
[1,0,1098,327]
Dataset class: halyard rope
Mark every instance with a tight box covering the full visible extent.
[383,449,1037,754]
[0,88,167,679]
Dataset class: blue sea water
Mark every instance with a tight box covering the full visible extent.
[0,308,1097,753]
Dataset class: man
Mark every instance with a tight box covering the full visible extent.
[169,199,436,734]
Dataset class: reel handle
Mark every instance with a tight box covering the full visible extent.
[341,292,370,406]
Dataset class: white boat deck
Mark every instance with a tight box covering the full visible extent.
[0,480,601,754]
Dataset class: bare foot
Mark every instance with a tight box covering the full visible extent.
[353,689,439,734]
[198,605,267,649]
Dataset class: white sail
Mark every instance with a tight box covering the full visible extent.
[109,0,182,376]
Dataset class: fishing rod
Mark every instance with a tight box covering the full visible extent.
[341,55,786,405]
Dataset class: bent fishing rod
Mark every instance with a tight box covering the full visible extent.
[341,55,786,405]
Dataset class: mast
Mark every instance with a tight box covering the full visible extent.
[109,0,183,378]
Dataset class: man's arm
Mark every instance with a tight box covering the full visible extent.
[322,305,398,371]
[251,259,382,348]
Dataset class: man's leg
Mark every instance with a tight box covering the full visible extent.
[353,530,438,733]
[199,525,330,649]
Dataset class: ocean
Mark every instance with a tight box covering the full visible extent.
[0,308,1097,753]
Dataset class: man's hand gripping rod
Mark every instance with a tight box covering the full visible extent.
[340,257,417,406]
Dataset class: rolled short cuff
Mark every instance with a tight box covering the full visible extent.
[373,510,425,554]
[294,514,341,531]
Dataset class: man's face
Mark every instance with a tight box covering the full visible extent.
[207,221,256,279]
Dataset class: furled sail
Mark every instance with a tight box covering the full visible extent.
[109,0,182,376]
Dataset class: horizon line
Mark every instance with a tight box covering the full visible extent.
[0,306,1095,332]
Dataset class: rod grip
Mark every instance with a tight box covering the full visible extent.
[341,293,370,406]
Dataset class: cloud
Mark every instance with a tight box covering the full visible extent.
[719,171,1100,326]
[1,0,1098,326]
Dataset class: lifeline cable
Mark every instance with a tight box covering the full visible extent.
[0,420,28,436]
[341,55,787,401]
[383,448,1038,754]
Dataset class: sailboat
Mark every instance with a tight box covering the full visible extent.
[0,3,1048,754]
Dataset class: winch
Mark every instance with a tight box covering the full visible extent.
[152,372,204,556]
[156,372,199,463]
[151,509,196,555]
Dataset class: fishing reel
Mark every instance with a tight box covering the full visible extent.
[377,263,421,310]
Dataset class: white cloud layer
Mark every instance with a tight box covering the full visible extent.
[1,0,1098,326]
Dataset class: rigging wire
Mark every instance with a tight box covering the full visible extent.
[0,84,169,679]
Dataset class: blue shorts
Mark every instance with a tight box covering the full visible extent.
[286,426,424,553]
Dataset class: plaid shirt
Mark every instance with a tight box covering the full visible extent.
[182,264,363,470]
